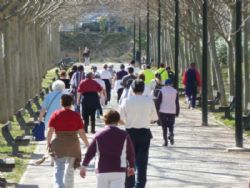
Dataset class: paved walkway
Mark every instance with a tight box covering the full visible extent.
[17,64,250,188]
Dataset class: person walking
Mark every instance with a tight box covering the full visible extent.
[94,74,107,118]
[127,60,140,76]
[47,94,89,188]
[100,64,112,105]
[156,79,180,146]
[38,80,66,127]
[127,74,152,98]
[119,79,158,188]
[68,65,77,80]
[119,67,136,103]
[142,64,154,86]
[70,65,85,110]
[166,66,175,82]
[80,109,135,188]
[83,47,90,66]
[182,62,201,109]
[91,65,100,77]
[77,72,103,133]
[150,73,163,126]
[155,63,169,84]
[59,70,70,89]
[114,64,128,102]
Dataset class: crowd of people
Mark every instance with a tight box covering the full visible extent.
[37,59,204,188]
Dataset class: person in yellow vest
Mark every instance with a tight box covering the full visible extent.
[155,63,169,84]
[142,65,155,86]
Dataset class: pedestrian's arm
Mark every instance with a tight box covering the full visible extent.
[151,101,159,122]
[70,73,76,86]
[195,70,202,87]
[118,103,127,124]
[47,127,54,148]
[103,89,107,99]
[78,129,89,147]
[82,138,97,167]
[126,136,135,168]
[120,77,125,87]
[155,91,162,111]
[182,71,187,86]
[176,94,180,117]
[77,92,81,106]
[38,108,46,122]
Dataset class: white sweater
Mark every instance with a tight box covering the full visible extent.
[159,86,178,114]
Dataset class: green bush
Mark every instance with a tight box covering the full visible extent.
[60,32,132,60]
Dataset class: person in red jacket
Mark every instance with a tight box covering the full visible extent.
[77,72,103,133]
[182,63,201,109]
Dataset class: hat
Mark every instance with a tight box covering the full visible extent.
[165,79,173,85]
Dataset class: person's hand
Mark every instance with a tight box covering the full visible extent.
[80,167,86,178]
[127,167,135,177]
[38,117,43,122]
[46,143,51,151]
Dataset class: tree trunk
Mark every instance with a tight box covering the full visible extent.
[228,6,236,97]
[167,29,173,67]
[210,30,227,106]
[207,46,213,99]
[0,23,9,123]
[243,4,250,112]
[227,40,235,96]
[212,63,218,90]
[179,41,185,75]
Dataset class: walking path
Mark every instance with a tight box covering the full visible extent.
[17,64,250,188]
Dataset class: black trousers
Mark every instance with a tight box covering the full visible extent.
[117,88,124,102]
[103,79,111,104]
[159,113,175,142]
[125,128,152,188]
[82,107,96,132]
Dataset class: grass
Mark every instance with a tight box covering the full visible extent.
[0,67,57,183]
[0,116,36,183]
[42,68,59,89]
[214,112,250,136]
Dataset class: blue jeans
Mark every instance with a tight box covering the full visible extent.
[54,157,75,188]
[185,86,197,108]
[125,129,152,188]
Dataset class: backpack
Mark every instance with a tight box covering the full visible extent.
[168,71,175,81]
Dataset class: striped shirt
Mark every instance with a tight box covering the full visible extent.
[70,71,85,89]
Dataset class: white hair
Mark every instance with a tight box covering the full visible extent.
[52,80,65,91]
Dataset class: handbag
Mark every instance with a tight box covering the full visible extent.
[32,121,45,141]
